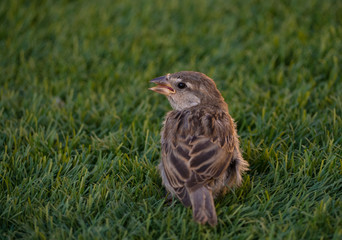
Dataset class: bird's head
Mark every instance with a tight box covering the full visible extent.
[149,71,226,111]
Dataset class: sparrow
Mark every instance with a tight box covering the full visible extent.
[149,71,249,226]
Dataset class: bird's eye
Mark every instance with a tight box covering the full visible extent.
[177,82,187,89]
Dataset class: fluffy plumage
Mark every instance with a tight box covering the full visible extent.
[149,71,249,226]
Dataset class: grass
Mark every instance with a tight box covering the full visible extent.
[0,0,341,239]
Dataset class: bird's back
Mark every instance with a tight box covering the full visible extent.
[161,106,236,189]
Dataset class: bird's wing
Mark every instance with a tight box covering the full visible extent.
[186,134,234,189]
[161,108,235,199]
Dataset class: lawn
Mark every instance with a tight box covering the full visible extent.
[1,0,341,239]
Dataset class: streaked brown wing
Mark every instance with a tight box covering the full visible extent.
[186,135,234,189]
[161,140,192,206]
[161,108,235,201]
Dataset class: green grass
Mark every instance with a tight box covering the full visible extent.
[1,0,342,239]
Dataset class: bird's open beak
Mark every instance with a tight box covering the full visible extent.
[149,76,175,96]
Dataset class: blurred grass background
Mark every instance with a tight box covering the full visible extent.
[1,0,342,239]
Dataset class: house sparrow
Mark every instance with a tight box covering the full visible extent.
[149,71,249,226]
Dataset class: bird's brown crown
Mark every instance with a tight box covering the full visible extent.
[150,71,226,111]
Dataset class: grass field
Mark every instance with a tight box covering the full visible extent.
[1,0,342,239]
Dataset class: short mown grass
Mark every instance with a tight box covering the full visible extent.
[1,0,341,239]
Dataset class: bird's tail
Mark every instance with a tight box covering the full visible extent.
[189,186,217,226]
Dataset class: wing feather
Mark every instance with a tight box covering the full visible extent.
[161,107,235,201]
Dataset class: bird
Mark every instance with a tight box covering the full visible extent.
[149,71,249,226]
